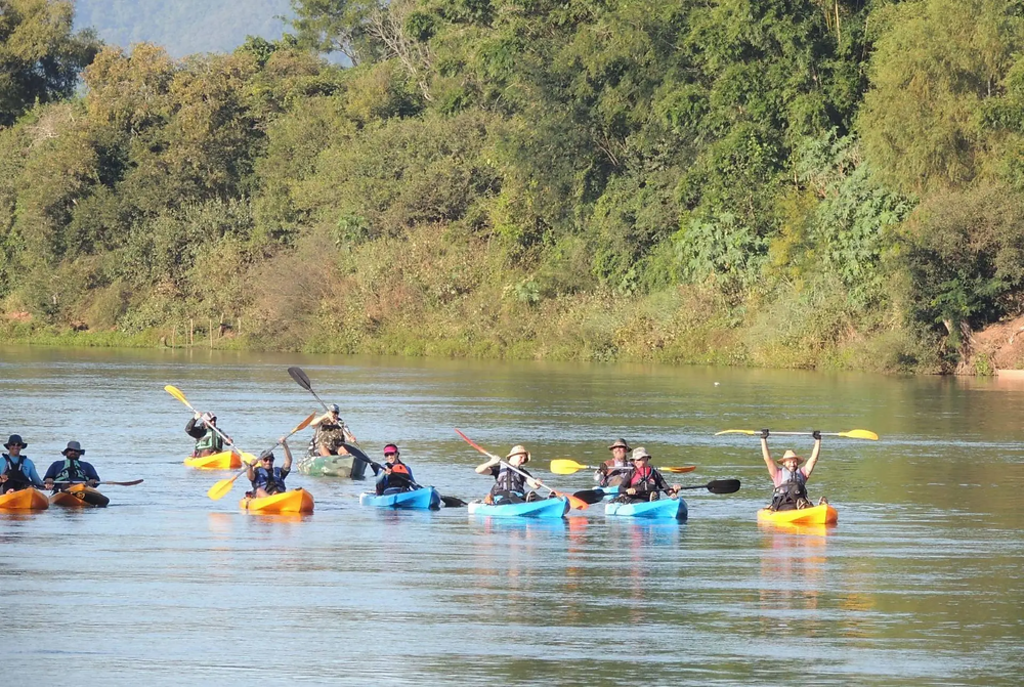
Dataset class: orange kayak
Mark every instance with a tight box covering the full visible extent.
[0,488,50,511]
[184,451,256,470]
[240,488,314,514]
[50,485,109,508]
[757,503,838,525]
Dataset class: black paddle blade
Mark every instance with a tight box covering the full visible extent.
[440,496,468,508]
[705,479,741,494]
[287,366,313,391]
[572,489,608,505]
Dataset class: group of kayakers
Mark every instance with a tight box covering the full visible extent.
[0,434,101,495]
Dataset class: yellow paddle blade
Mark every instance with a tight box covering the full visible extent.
[207,475,238,501]
[164,385,189,407]
[662,465,697,474]
[714,429,758,435]
[550,459,591,474]
[837,429,879,440]
[240,452,258,465]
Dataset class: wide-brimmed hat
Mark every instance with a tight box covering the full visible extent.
[608,438,632,451]
[4,434,27,449]
[777,449,804,466]
[62,441,85,455]
[506,444,530,462]
[630,446,651,461]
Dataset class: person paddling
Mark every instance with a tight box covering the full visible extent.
[760,429,822,511]
[246,438,294,498]
[614,447,678,503]
[596,438,633,487]
[310,404,357,456]
[186,412,231,457]
[43,441,100,492]
[0,434,45,493]
[373,443,416,495]
[476,445,543,504]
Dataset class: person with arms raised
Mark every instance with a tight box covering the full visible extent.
[760,429,822,511]
[43,441,100,490]
[0,434,44,493]
[186,412,231,457]
[246,438,293,499]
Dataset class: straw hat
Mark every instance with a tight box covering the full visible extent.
[608,438,632,451]
[777,449,804,466]
[506,444,530,462]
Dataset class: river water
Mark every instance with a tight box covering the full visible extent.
[1,347,1022,685]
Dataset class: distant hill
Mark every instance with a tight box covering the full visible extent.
[74,0,293,57]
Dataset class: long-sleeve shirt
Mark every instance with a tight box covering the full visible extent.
[43,459,101,483]
[1,454,45,487]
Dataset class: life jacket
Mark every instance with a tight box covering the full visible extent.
[493,465,528,495]
[377,461,414,494]
[2,454,31,491]
[252,466,287,495]
[627,465,660,489]
[54,459,88,483]
[771,467,808,510]
[388,462,410,475]
[194,429,223,454]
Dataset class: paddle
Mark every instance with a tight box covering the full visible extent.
[550,459,697,475]
[454,429,589,510]
[287,366,359,443]
[573,478,741,504]
[715,429,879,440]
[349,453,468,508]
[50,479,144,487]
[164,385,244,456]
[206,412,316,501]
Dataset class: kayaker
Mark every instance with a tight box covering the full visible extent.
[596,438,632,487]
[43,441,101,492]
[246,438,294,498]
[186,412,231,457]
[477,445,544,504]
[310,404,357,456]
[760,429,822,510]
[374,443,416,495]
[0,434,45,493]
[614,447,678,503]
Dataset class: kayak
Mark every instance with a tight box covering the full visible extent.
[467,497,569,519]
[605,498,688,520]
[757,503,838,525]
[50,485,109,508]
[0,488,50,511]
[296,443,369,479]
[359,487,440,510]
[184,451,256,469]
[240,488,314,514]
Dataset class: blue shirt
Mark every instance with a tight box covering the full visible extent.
[43,459,101,483]
[1,454,45,487]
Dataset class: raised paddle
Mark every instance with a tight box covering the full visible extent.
[206,412,316,501]
[715,429,879,440]
[164,385,245,456]
[454,429,589,510]
[573,478,741,504]
[550,459,697,475]
[287,366,359,443]
[348,453,468,508]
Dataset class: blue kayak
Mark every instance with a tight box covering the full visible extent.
[467,497,569,519]
[605,498,687,520]
[359,487,441,510]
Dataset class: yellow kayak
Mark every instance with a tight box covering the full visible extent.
[50,484,109,508]
[0,488,50,511]
[757,503,838,525]
[184,451,256,470]
[240,488,314,514]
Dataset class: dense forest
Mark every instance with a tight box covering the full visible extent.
[3,0,1024,373]
[73,0,292,57]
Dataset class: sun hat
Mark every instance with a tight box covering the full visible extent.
[506,444,530,462]
[777,449,804,466]
[62,441,85,455]
[608,438,632,451]
[630,447,651,461]
[3,434,27,449]
[383,443,399,455]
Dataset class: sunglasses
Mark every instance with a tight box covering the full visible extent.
[261,457,274,462]
[384,452,398,457]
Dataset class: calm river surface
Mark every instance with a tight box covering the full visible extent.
[1,347,1022,686]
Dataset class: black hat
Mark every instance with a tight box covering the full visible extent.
[62,441,85,455]
[4,434,27,449]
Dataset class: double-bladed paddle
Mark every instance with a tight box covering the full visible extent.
[715,429,879,440]
[165,385,247,456]
[348,453,468,508]
[50,479,144,487]
[206,412,317,501]
[287,366,359,443]
[455,429,589,510]
[550,459,697,475]
[573,478,741,505]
